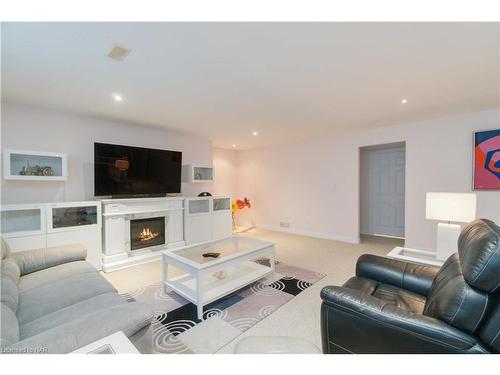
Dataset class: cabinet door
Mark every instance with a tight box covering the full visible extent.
[103,216,126,255]
[213,212,232,240]
[1,206,46,237]
[5,235,46,252]
[185,215,212,245]
[48,204,99,233]
[168,211,184,244]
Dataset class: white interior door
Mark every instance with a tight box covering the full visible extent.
[368,148,405,238]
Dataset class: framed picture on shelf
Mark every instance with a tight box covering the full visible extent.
[473,129,500,190]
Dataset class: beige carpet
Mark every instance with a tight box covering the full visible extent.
[102,229,403,353]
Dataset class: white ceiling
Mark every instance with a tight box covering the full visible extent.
[2,22,499,150]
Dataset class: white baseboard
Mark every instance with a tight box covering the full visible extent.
[255,225,360,244]
[102,251,162,273]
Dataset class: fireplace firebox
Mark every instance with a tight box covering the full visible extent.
[130,217,165,251]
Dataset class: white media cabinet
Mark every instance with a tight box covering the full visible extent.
[0,201,102,269]
[1,196,232,273]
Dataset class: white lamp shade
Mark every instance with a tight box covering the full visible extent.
[426,192,477,223]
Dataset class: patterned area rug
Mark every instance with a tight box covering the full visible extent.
[121,260,325,354]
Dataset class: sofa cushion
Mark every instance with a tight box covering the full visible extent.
[1,302,19,347]
[20,292,128,339]
[1,274,19,313]
[343,276,426,314]
[423,253,490,334]
[18,260,95,293]
[12,244,87,276]
[1,257,20,285]
[1,237,10,260]
[458,218,500,293]
[9,302,153,353]
[17,272,116,324]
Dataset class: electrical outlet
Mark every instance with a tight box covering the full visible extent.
[280,221,290,228]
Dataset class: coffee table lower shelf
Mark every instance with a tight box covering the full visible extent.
[163,261,272,317]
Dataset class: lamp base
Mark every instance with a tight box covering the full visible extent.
[436,222,461,261]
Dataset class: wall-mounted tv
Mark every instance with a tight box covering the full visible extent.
[94,142,182,197]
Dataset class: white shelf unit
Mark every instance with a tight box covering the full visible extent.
[0,201,102,270]
[3,149,68,181]
[181,164,214,183]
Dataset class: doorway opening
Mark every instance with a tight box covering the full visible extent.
[359,142,406,240]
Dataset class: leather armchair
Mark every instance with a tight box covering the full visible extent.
[321,219,500,354]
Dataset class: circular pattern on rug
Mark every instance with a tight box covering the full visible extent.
[229,317,260,332]
[258,305,279,318]
[163,319,197,336]
[153,323,191,354]
[120,286,146,300]
[251,281,285,296]
[297,280,312,291]
[153,311,168,323]
[153,287,176,301]
[203,308,228,320]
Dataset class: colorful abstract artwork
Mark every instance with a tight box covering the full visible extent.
[474,129,500,190]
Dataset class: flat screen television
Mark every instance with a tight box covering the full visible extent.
[94,142,182,197]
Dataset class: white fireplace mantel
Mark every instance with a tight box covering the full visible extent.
[100,197,185,272]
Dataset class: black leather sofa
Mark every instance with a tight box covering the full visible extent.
[320,218,500,354]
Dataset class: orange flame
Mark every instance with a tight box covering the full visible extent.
[138,227,160,241]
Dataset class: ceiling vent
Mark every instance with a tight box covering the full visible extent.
[107,44,132,62]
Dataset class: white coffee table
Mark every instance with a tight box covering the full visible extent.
[161,236,276,319]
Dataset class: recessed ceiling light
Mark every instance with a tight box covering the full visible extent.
[107,44,132,62]
[112,94,123,102]
[232,144,237,148]
[253,131,258,136]
[401,98,408,104]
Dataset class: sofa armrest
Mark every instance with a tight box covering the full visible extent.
[355,254,439,296]
[12,244,87,275]
[320,286,489,354]
[5,302,153,354]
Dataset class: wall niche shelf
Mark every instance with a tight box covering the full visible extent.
[3,149,68,181]
[181,164,214,183]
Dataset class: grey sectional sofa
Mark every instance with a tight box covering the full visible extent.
[0,239,154,353]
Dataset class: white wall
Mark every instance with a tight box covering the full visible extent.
[212,148,238,198]
[1,102,213,203]
[237,109,500,250]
